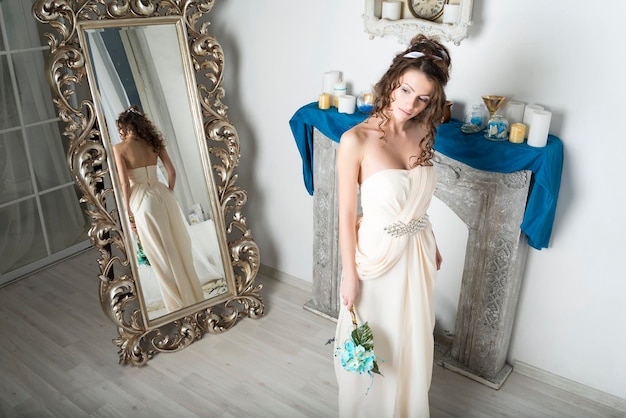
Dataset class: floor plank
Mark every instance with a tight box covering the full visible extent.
[0,248,624,417]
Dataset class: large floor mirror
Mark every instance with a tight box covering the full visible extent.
[32,0,263,365]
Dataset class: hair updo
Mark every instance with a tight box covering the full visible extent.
[372,34,451,166]
[116,105,164,154]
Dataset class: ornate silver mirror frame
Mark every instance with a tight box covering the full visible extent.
[363,0,473,45]
[32,0,264,366]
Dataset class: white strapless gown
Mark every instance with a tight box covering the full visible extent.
[128,165,204,312]
[334,165,439,418]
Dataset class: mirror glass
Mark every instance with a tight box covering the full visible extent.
[80,20,231,325]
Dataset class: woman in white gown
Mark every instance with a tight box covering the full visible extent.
[114,106,204,313]
[334,35,450,418]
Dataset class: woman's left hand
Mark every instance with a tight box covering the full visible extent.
[436,246,443,270]
[128,213,137,233]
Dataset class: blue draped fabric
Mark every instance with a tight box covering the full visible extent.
[289,102,563,250]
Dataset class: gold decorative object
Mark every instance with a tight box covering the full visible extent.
[33,0,264,366]
[481,95,507,119]
[482,95,509,141]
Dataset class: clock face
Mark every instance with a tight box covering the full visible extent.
[408,0,446,21]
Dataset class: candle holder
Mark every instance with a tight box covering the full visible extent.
[462,103,488,132]
[356,91,375,114]
[485,114,510,141]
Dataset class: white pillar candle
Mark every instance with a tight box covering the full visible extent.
[522,104,544,138]
[442,5,460,24]
[333,81,347,108]
[504,100,525,125]
[374,0,382,18]
[338,95,356,114]
[322,71,341,95]
[527,110,552,148]
[365,0,376,17]
[381,1,402,20]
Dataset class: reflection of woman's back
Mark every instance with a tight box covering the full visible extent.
[114,106,203,313]
[128,165,204,311]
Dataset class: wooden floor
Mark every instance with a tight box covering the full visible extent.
[1,248,624,417]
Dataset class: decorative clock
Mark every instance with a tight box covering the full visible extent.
[408,0,447,21]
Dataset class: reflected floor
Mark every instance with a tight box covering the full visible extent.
[147,278,228,319]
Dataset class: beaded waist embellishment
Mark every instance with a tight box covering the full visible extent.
[384,214,429,238]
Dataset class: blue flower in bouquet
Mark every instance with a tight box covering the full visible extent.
[335,307,382,379]
[337,339,377,375]
[136,238,150,266]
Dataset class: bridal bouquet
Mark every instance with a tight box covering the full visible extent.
[335,307,382,378]
[136,237,150,266]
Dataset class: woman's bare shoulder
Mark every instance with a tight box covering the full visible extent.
[113,141,126,155]
[342,118,380,146]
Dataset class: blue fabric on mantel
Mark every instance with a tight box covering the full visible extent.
[289,102,563,250]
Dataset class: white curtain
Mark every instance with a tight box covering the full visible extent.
[0,0,87,278]
[85,31,131,147]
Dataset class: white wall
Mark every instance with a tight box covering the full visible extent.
[210,0,626,400]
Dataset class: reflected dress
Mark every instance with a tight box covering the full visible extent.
[334,165,438,418]
[128,165,204,312]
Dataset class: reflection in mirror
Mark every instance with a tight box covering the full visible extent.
[82,23,228,323]
[33,0,264,366]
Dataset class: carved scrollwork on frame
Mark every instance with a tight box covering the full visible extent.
[33,0,263,366]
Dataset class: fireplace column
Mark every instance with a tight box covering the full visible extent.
[433,152,531,389]
[304,129,342,320]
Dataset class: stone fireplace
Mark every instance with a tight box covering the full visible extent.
[305,128,531,389]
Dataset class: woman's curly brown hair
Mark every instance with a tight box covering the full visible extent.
[116,105,164,154]
[371,34,451,167]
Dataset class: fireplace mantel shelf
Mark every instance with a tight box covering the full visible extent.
[290,102,563,250]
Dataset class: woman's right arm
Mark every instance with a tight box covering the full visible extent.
[336,130,363,310]
[159,148,177,191]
